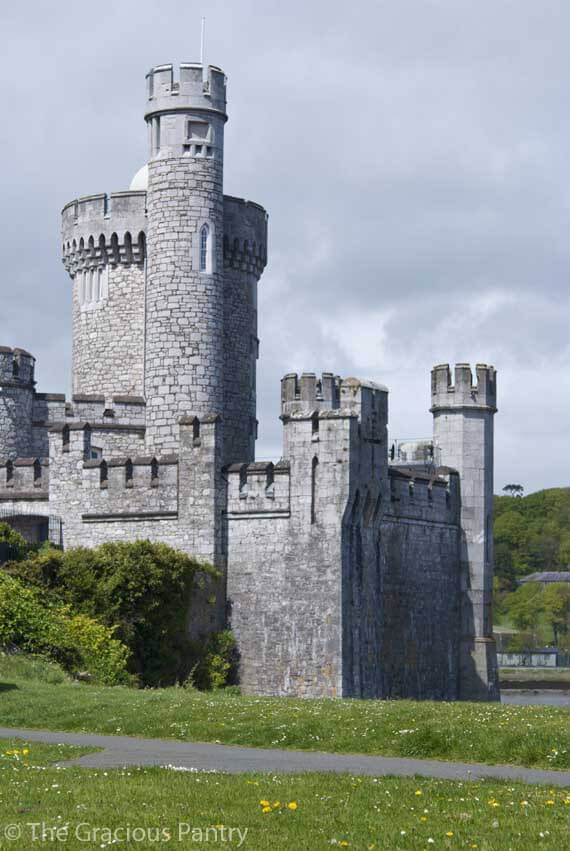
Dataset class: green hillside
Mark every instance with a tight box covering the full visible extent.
[494,487,570,584]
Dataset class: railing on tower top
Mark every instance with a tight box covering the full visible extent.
[389,438,441,468]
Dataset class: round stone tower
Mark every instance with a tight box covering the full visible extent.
[62,192,147,399]
[0,347,35,457]
[144,63,227,453]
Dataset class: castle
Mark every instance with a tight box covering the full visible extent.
[0,62,499,701]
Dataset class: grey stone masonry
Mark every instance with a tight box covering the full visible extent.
[144,64,228,455]
[62,192,147,399]
[222,197,267,462]
[0,57,500,703]
[0,348,35,458]
[431,364,499,701]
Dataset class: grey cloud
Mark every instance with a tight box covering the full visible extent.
[2,0,570,492]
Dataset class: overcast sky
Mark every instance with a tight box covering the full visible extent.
[2,1,570,493]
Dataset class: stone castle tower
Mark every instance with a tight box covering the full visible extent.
[431,364,499,701]
[62,63,266,465]
[0,59,499,701]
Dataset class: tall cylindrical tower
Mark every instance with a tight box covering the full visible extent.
[0,347,35,457]
[431,363,499,701]
[144,63,227,453]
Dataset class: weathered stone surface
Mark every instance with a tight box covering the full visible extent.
[0,61,498,701]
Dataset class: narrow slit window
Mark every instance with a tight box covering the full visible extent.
[199,225,209,272]
[311,456,319,524]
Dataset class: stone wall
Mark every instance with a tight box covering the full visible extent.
[71,263,145,398]
[0,348,35,458]
[226,374,465,700]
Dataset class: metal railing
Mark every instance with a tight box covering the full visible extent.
[389,438,440,467]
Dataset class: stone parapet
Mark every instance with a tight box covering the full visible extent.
[62,192,147,275]
[431,363,497,411]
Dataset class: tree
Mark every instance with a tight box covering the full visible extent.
[502,484,524,498]
[543,583,570,646]
[505,583,544,646]
[558,532,570,568]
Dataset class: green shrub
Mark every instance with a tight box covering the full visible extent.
[191,630,238,690]
[0,523,29,562]
[4,540,218,686]
[0,573,130,684]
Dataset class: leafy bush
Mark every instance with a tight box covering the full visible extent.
[0,523,29,562]
[191,630,238,690]
[4,540,218,686]
[0,573,130,684]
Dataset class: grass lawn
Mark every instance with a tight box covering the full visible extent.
[0,738,568,850]
[1,656,569,772]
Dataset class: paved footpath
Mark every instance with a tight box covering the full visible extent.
[1,726,569,787]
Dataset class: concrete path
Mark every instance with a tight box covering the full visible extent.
[1,726,569,787]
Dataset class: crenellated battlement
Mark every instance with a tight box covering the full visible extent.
[281,374,388,445]
[387,466,459,524]
[281,372,342,415]
[62,192,147,275]
[81,455,178,519]
[431,363,497,411]
[223,196,268,277]
[226,460,290,515]
[66,395,146,427]
[0,347,35,386]
[0,457,49,494]
[145,63,227,119]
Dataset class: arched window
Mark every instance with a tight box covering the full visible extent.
[199,224,209,272]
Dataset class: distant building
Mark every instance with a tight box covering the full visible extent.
[519,572,570,585]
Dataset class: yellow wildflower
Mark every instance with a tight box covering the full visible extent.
[446,832,454,837]
[287,801,298,811]
[259,800,270,807]
[272,801,280,809]
[545,800,555,806]
[415,789,423,796]
[262,806,272,814]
